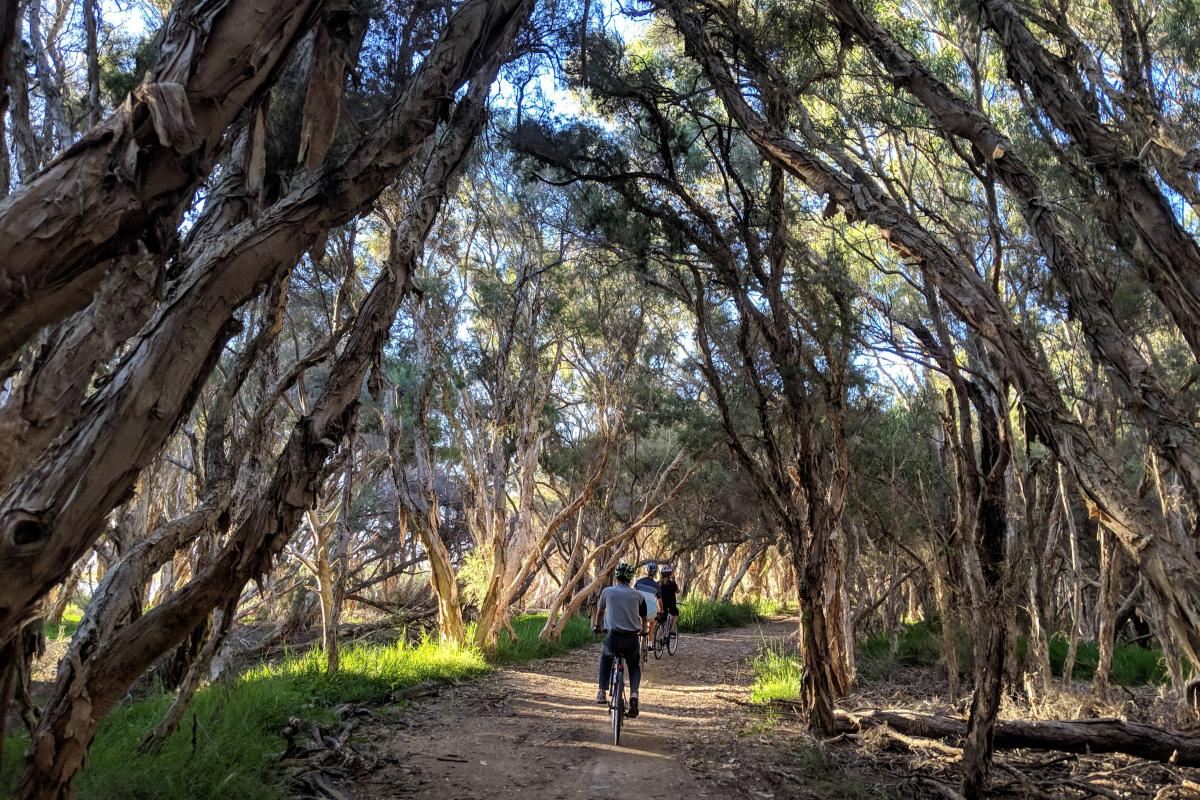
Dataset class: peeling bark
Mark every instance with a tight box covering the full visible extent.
[0,0,328,360]
[972,0,1200,360]
[0,249,160,493]
[659,0,1200,671]
[0,0,534,650]
[10,36,521,796]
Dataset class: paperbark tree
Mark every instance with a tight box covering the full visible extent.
[0,0,328,360]
[0,0,534,651]
[12,44,515,797]
[971,0,1200,361]
[656,0,1200,672]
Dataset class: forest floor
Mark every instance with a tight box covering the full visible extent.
[331,618,892,800]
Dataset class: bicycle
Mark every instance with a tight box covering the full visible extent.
[596,627,637,745]
[651,615,679,659]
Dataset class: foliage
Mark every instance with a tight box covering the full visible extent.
[750,641,803,704]
[0,615,597,800]
[457,548,493,608]
[42,606,83,641]
[492,614,594,663]
[857,620,946,680]
[1046,635,1174,687]
[677,596,769,633]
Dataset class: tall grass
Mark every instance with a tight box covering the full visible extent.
[750,640,803,703]
[750,622,1176,707]
[492,613,594,663]
[677,596,771,633]
[0,615,584,800]
[1046,633,1173,686]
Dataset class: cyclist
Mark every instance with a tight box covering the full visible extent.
[658,564,680,639]
[634,562,662,650]
[593,562,647,717]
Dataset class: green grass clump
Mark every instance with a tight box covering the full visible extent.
[2,635,486,800]
[43,606,83,640]
[858,619,945,679]
[0,615,600,800]
[750,641,803,703]
[677,596,767,633]
[1046,634,1173,686]
[492,613,594,664]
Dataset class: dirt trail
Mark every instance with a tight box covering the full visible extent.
[340,619,797,800]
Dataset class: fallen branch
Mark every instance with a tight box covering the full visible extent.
[820,707,1200,767]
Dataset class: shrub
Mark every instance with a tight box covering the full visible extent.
[677,596,766,633]
[750,641,803,704]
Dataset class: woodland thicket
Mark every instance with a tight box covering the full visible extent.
[3,0,1200,797]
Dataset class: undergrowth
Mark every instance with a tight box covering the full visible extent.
[0,616,569,800]
[491,613,593,663]
[677,595,776,633]
[752,621,1175,707]
[750,640,803,703]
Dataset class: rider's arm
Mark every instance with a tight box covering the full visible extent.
[638,597,648,635]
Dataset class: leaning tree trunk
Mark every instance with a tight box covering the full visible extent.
[138,599,237,753]
[661,0,1200,672]
[0,0,533,652]
[0,0,329,358]
[8,47,521,799]
[722,542,767,603]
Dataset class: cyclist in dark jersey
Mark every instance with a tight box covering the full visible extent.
[634,563,662,649]
[658,564,680,638]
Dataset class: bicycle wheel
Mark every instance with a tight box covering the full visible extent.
[667,628,678,655]
[610,667,624,745]
[653,628,664,659]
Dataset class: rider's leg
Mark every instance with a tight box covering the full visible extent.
[624,640,642,697]
[598,638,615,700]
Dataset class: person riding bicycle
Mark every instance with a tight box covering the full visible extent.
[658,564,680,638]
[634,562,663,650]
[593,562,647,717]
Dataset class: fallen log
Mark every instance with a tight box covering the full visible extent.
[818,706,1200,767]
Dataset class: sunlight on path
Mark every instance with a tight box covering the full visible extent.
[340,621,796,800]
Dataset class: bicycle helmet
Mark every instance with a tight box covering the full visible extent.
[660,564,674,574]
[614,562,636,582]
[645,561,659,575]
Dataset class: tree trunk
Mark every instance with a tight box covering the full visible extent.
[1094,524,1123,702]
[708,543,734,603]
[972,0,1200,362]
[833,708,1200,767]
[138,600,235,753]
[8,46,519,798]
[1060,467,1084,687]
[721,542,767,603]
[930,548,961,698]
[671,0,1200,669]
[0,0,328,357]
[0,0,532,651]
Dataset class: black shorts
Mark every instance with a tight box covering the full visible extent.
[656,605,678,623]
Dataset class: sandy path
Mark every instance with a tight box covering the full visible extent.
[339,620,797,800]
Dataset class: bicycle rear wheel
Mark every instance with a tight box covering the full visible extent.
[610,667,624,745]
[653,628,664,659]
[667,628,678,655]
